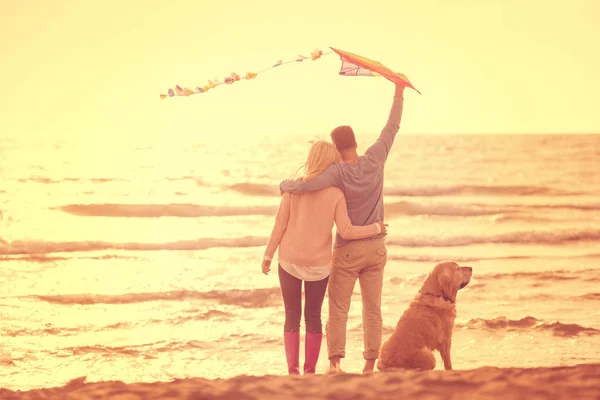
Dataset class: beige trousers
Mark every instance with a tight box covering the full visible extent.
[326,238,387,361]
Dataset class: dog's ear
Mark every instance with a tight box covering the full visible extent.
[437,269,456,300]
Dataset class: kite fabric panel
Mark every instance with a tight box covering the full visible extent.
[160,47,420,99]
[331,47,421,94]
[339,58,382,77]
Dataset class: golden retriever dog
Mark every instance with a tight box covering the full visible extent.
[377,261,472,371]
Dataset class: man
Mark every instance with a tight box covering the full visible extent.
[279,82,406,373]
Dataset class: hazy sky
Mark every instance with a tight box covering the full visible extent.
[2,0,599,143]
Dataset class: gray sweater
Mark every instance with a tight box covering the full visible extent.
[279,94,405,248]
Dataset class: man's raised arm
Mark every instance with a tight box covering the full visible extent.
[365,84,406,165]
[279,163,342,194]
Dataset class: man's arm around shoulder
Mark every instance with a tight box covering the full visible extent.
[279,163,343,194]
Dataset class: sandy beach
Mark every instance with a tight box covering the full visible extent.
[2,364,599,400]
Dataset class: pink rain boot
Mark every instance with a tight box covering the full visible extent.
[284,331,300,375]
[303,332,322,374]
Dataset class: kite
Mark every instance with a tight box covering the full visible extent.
[160,47,420,99]
[331,48,421,95]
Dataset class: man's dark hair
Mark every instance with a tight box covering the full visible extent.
[330,125,357,151]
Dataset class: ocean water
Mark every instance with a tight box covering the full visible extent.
[1,133,599,391]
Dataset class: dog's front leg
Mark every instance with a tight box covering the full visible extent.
[439,340,452,370]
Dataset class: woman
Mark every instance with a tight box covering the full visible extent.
[262,140,385,375]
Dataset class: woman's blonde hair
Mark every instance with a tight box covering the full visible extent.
[300,140,341,181]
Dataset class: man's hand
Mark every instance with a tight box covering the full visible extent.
[261,259,272,275]
[394,83,406,97]
[280,178,304,195]
[377,221,388,235]
[280,179,293,196]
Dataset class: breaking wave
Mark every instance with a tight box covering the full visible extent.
[387,254,534,263]
[388,274,428,286]
[16,177,120,184]
[478,268,600,282]
[3,229,599,256]
[526,203,600,212]
[51,201,600,221]
[386,229,600,247]
[223,183,579,198]
[383,184,575,197]
[56,203,277,218]
[28,288,282,308]
[0,254,138,263]
[574,293,600,301]
[458,316,600,337]
[49,334,281,359]
[384,201,507,217]
[386,267,600,288]
[56,341,199,358]
[388,253,600,264]
[0,236,267,255]
[226,183,279,196]
[56,201,510,219]
[220,182,579,199]
[357,317,600,337]
[3,310,235,337]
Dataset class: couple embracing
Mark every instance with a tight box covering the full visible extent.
[262,82,406,375]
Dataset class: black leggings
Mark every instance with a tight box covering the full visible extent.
[278,265,329,334]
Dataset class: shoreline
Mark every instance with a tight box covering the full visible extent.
[2,363,600,400]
